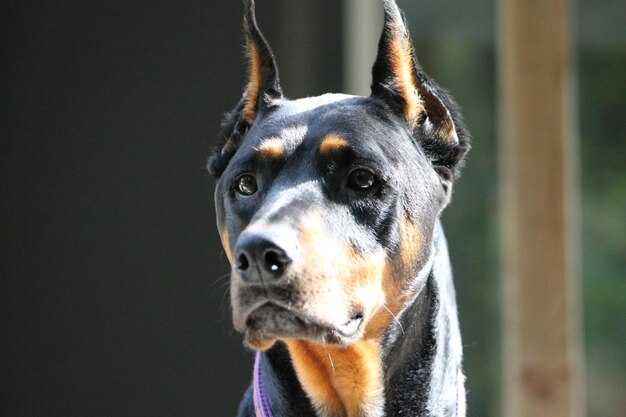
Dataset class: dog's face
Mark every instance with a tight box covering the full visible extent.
[209,0,469,351]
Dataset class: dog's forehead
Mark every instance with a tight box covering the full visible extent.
[250,93,398,147]
[270,93,358,119]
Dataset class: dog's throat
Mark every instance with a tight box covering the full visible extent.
[285,339,384,417]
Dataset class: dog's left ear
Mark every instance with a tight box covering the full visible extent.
[208,0,283,177]
[371,0,469,178]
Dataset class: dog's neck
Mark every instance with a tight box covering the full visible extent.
[246,221,464,417]
[382,221,465,416]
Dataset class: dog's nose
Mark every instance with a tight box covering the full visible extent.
[234,230,294,283]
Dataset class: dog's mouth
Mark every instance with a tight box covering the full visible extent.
[335,313,364,337]
[242,301,364,349]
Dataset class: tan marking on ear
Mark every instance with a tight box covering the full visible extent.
[258,137,284,159]
[285,339,384,417]
[388,28,423,128]
[319,134,349,156]
[243,43,262,122]
[221,227,233,263]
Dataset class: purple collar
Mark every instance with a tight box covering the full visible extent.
[253,352,274,417]
[252,351,466,417]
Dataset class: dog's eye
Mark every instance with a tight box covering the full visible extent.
[236,174,258,196]
[347,168,377,191]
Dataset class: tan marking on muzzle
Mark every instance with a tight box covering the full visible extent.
[298,214,390,339]
[246,335,276,352]
[364,217,423,338]
[221,226,233,263]
[290,219,388,416]
[399,217,423,266]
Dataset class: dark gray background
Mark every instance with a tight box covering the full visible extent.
[1,1,341,416]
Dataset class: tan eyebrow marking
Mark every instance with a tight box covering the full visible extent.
[319,134,349,156]
[258,137,284,159]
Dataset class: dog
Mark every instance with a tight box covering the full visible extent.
[208,1,470,416]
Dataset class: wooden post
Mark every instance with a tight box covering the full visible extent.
[342,0,381,95]
[498,0,584,416]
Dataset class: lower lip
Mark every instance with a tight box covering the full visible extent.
[244,302,365,341]
[335,314,364,337]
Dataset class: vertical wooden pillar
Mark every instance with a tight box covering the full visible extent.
[498,0,584,416]
[342,0,381,95]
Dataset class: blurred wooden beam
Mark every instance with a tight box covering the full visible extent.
[498,0,584,416]
[342,0,381,95]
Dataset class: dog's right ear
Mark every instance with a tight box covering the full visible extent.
[208,0,282,177]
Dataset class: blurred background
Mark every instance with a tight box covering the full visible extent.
[1,0,623,416]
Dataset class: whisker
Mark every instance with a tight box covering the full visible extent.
[322,336,335,374]
[208,272,232,290]
[382,304,405,335]
[220,286,231,305]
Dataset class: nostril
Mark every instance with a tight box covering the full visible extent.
[237,253,250,271]
[263,249,289,273]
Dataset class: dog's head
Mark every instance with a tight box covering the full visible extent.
[209,0,469,350]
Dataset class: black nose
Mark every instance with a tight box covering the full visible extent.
[234,231,293,283]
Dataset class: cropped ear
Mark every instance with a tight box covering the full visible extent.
[371,0,469,175]
[208,0,283,177]
[241,0,282,122]
[371,0,423,129]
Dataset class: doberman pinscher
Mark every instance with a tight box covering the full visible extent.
[208,1,470,416]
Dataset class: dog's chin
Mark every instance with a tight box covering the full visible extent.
[239,302,365,351]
